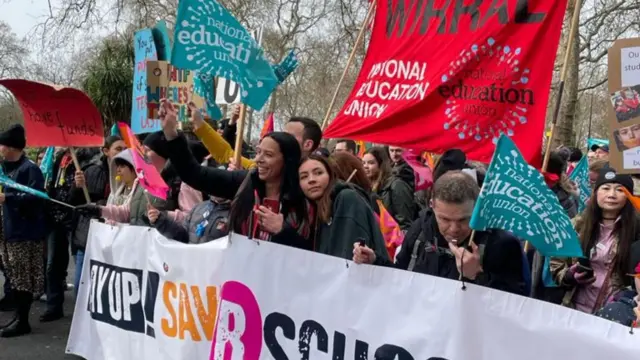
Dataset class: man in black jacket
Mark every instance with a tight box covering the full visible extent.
[354,171,528,296]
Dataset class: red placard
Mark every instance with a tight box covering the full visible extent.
[323,0,567,165]
[0,79,104,147]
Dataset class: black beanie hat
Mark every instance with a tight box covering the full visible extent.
[433,149,466,181]
[143,131,170,159]
[594,167,634,193]
[0,124,26,150]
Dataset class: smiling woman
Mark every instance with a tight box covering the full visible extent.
[299,154,389,263]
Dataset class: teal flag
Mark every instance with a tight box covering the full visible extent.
[273,50,298,84]
[193,72,223,120]
[0,175,50,200]
[172,0,278,110]
[568,156,591,213]
[587,138,608,150]
[152,20,173,61]
[39,147,55,184]
[470,135,583,257]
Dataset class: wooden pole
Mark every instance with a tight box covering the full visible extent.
[541,0,582,172]
[527,0,582,254]
[320,1,376,131]
[233,105,248,168]
[69,147,91,204]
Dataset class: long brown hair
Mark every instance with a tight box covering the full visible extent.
[301,153,338,223]
[578,187,637,284]
[365,146,392,192]
[331,152,372,192]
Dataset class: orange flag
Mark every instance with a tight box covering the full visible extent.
[260,113,274,139]
[422,152,435,169]
[356,140,366,158]
[375,199,405,259]
[622,187,640,211]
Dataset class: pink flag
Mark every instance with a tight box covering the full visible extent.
[117,122,169,200]
[402,149,433,191]
[375,199,404,259]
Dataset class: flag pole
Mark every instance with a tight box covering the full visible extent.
[541,0,582,173]
[233,104,248,168]
[529,0,582,254]
[320,1,376,131]
[69,147,92,204]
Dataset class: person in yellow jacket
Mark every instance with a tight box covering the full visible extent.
[188,104,322,169]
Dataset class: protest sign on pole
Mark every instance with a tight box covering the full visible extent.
[607,38,640,174]
[146,61,205,123]
[67,222,639,360]
[131,29,159,134]
[470,134,583,257]
[0,79,104,147]
[323,0,568,165]
[171,0,277,110]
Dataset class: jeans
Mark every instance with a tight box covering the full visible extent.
[74,250,85,300]
[46,227,69,313]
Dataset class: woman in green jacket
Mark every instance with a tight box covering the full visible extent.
[298,153,389,263]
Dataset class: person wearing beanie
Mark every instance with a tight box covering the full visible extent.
[551,168,640,314]
[0,124,47,337]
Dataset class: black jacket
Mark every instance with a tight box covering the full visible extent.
[391,210,528,296]
[313,182,389,263]
[392,159,415,191]
[222,122,256,159]
[552,184,578,219]
[377,175,416,231]
[71,154,110,250]
[1,154,47,242]
[165,134,307,248]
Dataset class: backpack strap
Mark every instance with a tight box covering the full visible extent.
[408,239,422,272]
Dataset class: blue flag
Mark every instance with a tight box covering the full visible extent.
[39,147,55,183]
[0,175,50,200]
[273,50,299,84]
[470,135,583,257]
[568,156,591,213]
[193,72,223,120]
[131,29,160,134]
[172,0,278,110]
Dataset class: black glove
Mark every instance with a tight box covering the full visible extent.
[75,204,102,218]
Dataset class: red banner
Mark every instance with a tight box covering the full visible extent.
[0,79,104,147]
[324,0,567,164]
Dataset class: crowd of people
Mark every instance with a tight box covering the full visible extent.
[0,100,639,339]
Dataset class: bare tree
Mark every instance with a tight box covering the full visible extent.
[0,21,28,78]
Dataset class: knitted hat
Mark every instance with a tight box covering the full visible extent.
[142,131,170,159]
[594,167,633,193]
[0,124,26,150]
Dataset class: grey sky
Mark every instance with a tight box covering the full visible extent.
[0,0,50,38]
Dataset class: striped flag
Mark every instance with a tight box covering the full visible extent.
[375,199,404,259]
[260,113,275,139]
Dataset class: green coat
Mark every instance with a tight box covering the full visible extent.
[315,182,390,263]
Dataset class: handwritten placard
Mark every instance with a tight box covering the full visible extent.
[146,61,204,122]
[621,46,640,87]
[0,79,104,147]
[131,29,159,134]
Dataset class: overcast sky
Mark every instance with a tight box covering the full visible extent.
[0,0,50,38]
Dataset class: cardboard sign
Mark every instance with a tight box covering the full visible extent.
[146,61,204,122]
[0,79,104,147]
[608,38,640,173]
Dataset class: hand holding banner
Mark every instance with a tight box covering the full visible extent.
[0,79,104,147]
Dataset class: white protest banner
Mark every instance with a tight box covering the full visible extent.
[215,28,264,105]
[67,221,639,360]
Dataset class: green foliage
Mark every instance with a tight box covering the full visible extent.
[82,32,135,134]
